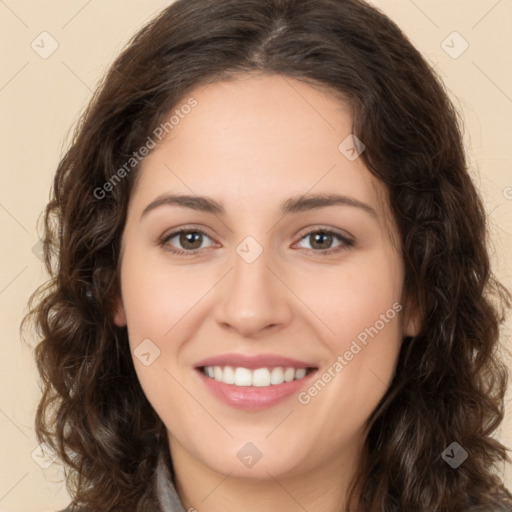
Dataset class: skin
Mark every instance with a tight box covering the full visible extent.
[113,72,419,512]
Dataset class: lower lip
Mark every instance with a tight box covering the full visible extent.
[196,369,317,411]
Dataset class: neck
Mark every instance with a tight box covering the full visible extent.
[168,435,363,512]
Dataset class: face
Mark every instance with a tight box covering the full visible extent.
[114,73,418,480]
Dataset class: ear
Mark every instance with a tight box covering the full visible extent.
[112,295,127,327]
[402,297,421,338]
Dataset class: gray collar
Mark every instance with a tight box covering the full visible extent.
[153,451,512,512]
[154,449,187,512]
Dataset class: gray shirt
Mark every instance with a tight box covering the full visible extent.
[60,449,186,512]
[59,450,512,511]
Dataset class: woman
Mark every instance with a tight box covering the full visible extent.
[24,0,512,510]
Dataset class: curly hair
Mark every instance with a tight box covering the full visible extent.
[22,0,512,510]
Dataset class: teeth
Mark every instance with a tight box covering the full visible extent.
[252,368,270,387]
[213,366,223,381]
[234,367,252,386]
[202,366,312,387]
[284,367,295,382]
[295,368,306,379]
[223,365,235,384]
[270,367,285,385]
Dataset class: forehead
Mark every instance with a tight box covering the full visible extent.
[130,73,390,227]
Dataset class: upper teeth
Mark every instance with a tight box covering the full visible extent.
[202,366,309,387]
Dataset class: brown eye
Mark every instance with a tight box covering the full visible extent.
[295,229,354,254]
[178,231,204,250]
[161,228,214,254]
[309,232,334,250]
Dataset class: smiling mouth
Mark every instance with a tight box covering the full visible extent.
[198,365,317,387]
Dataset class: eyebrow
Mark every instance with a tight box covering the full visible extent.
[140,193,378,220]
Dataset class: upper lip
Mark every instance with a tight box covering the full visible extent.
[194,353,318,370]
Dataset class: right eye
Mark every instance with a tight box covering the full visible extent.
[160,228,216,255]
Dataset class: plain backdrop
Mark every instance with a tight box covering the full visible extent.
[0,1,511,511]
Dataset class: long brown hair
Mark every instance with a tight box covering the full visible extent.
[22,0,511,510]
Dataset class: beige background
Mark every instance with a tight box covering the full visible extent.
[0,1,511,511]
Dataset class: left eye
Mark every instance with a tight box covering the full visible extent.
[294,230,352,253]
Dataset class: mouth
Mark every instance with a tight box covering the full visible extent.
[198,365,317,387]
[193,353,319,410]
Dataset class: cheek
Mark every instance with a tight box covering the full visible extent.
[295,248,404,408]
[118,251,197,416]
[119,249,203,344]
[291,291,403,461]
[294,246,403,352]
[333,261,402,348]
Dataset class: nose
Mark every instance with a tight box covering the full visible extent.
[213,245,293,339]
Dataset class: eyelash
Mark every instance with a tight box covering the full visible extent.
[159,227,354,256]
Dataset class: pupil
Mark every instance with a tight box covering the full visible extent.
[312,233,332,250]
[181,232,202,249]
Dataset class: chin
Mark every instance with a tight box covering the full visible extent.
[196,437,311,480]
